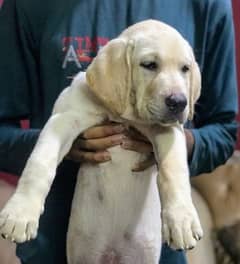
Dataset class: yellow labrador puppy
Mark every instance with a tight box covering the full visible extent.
[0,20,203,264]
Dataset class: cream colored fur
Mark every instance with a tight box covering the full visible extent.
[0,20,203,264]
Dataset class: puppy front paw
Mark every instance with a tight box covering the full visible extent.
[162,202,203,250]
[0,193,43,243]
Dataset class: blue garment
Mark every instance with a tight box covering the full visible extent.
[0,0,238,263]
[160,244,187,264]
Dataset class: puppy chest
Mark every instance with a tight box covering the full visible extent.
[76,146,157,213]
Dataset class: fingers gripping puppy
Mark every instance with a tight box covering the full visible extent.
[0,20,203,263]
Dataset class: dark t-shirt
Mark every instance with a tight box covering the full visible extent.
[0,0,238,263]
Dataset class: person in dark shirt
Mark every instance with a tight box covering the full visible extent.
[0,0,238,263]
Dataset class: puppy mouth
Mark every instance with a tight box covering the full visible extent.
[148,114,181,126]
[167,112,185,123]
[160,117,182,126]
[159,112,186,125]
[146,104,185,125]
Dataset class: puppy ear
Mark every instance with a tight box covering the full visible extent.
[189,61,201,120]
[86,38,133,116]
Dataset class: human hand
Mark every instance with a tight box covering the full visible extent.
[67,123,155,171]
[184,129,194,159]
[121,128,194,170]
[120,127,155,171]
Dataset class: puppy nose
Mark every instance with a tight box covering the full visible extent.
[165,93,187,113]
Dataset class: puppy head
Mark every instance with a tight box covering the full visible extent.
[86,20,201,125]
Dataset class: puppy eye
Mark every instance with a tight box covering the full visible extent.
[181,65,190,73]
[140,61,158,71]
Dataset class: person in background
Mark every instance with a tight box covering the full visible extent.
[0,0,238,263]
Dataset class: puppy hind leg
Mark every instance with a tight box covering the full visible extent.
[100,249,122,264]
[67,251,122,264]
[118,241,160,264]
[67,236,111,264]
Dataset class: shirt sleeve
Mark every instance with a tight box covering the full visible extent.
[189,1,238,176]
[0,0,40,176]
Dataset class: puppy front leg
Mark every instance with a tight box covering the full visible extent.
[0,110,103,243]
[145,125,203,250]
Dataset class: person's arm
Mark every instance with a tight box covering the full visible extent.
[188,0,238,176]
[0,122,40,176]
[0,0,40,176]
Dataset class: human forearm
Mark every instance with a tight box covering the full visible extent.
[188,122,237,177]
[0,124,40,175]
